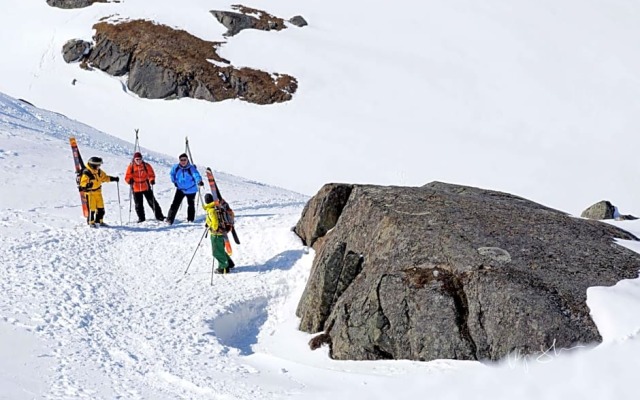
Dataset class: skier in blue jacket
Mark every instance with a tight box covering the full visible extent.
[165,153,204,224]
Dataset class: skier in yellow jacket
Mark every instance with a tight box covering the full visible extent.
[79,156,119,227]
[203,193,235,273]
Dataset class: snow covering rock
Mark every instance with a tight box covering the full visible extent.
[295,182,640,362]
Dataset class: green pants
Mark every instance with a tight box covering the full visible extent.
[210,235,229,270]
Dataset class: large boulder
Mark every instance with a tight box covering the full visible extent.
[581,200,638,221]
[295,182,640,362]
[581,200,616,220]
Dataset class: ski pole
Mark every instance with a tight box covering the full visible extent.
[183,227,208,276]
[210,259,215,285]
[150,183,157,218]
[185,136,204,215]
[128,185,133,223]
[116,181,123,225]
[128,129,140,223]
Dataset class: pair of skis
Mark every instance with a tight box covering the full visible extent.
[205,167,240,256]
[185,136,240,256]
[70,137,89,219]
[71,136,241,255]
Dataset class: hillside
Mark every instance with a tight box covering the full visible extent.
[3,0,640,398]
[3,0,640,215]
[3,91,640,399]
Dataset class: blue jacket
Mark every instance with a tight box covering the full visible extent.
[170,163,202,194]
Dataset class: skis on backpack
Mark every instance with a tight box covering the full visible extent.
[205,167,240,245]
[205,168,240,256]
[69,136,89,219]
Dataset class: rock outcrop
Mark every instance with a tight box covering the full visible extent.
[581,200,616,220]
[211,5,306,36]
[581,200,638,221]
[62,39,92,63]
[47,0,106,9]
[295,182,640,362]
[63,20,297,104]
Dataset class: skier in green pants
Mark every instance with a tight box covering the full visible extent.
[203,193,234,273]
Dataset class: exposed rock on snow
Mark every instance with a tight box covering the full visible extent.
[211,5,296,37]
[63,20,297,104]
[289,16,308,27]
[47,0,106,9]
[581,200,638,221]
[61,39,92,63]
[295,182,640,361]
[581,200,616,220]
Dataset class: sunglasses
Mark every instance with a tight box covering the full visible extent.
[179,158,188,161]
[134,158,142,161]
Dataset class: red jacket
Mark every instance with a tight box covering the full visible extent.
[124,161,156,192]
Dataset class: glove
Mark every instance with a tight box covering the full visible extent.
[198,181,204,187]
[150,180,155,185]
[112,176,120,182]
[77,186,84,192]
[128,179,134,185]
[174,182,178,188]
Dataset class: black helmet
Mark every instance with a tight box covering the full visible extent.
[87,156,103,167]
[204,193,214,204]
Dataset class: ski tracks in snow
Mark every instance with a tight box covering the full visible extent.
[0,205,309,399]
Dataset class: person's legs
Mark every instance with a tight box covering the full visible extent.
[95,192,105,223]
[133,191,145,222]
[186,193,196,222]
[143,190,164,220]
[86,192,97,225]
[165,190,185,224]
[210,235,229,271]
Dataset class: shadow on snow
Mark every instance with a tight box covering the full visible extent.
[204,297,269,356]
[234,249,304,274]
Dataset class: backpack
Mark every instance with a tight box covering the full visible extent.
[216,199,235,232]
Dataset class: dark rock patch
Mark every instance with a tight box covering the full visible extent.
[581,200,615,220]
[64,20,297,104]
[211,5,307,36]
[62,39,92,63]
[581,200,638,221]
[47,0,107,9]
[211,5,287,37]
[289,16,308,27]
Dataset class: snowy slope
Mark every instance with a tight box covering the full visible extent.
[3,0,640,215]
[3,92,640,399]
[0,92,311,398]
[3,0,640,398]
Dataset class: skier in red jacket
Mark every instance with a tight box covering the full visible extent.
[124,152,164,222]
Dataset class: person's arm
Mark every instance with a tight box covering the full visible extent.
[125,164,134,185]
[192,166,204,186]
[169,165,178,186]
[147,164,156,185]
[101,170,118,182]
[79,172,90,190]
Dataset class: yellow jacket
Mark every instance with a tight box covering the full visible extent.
[203,201,222,235]
[79,166,113,192]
